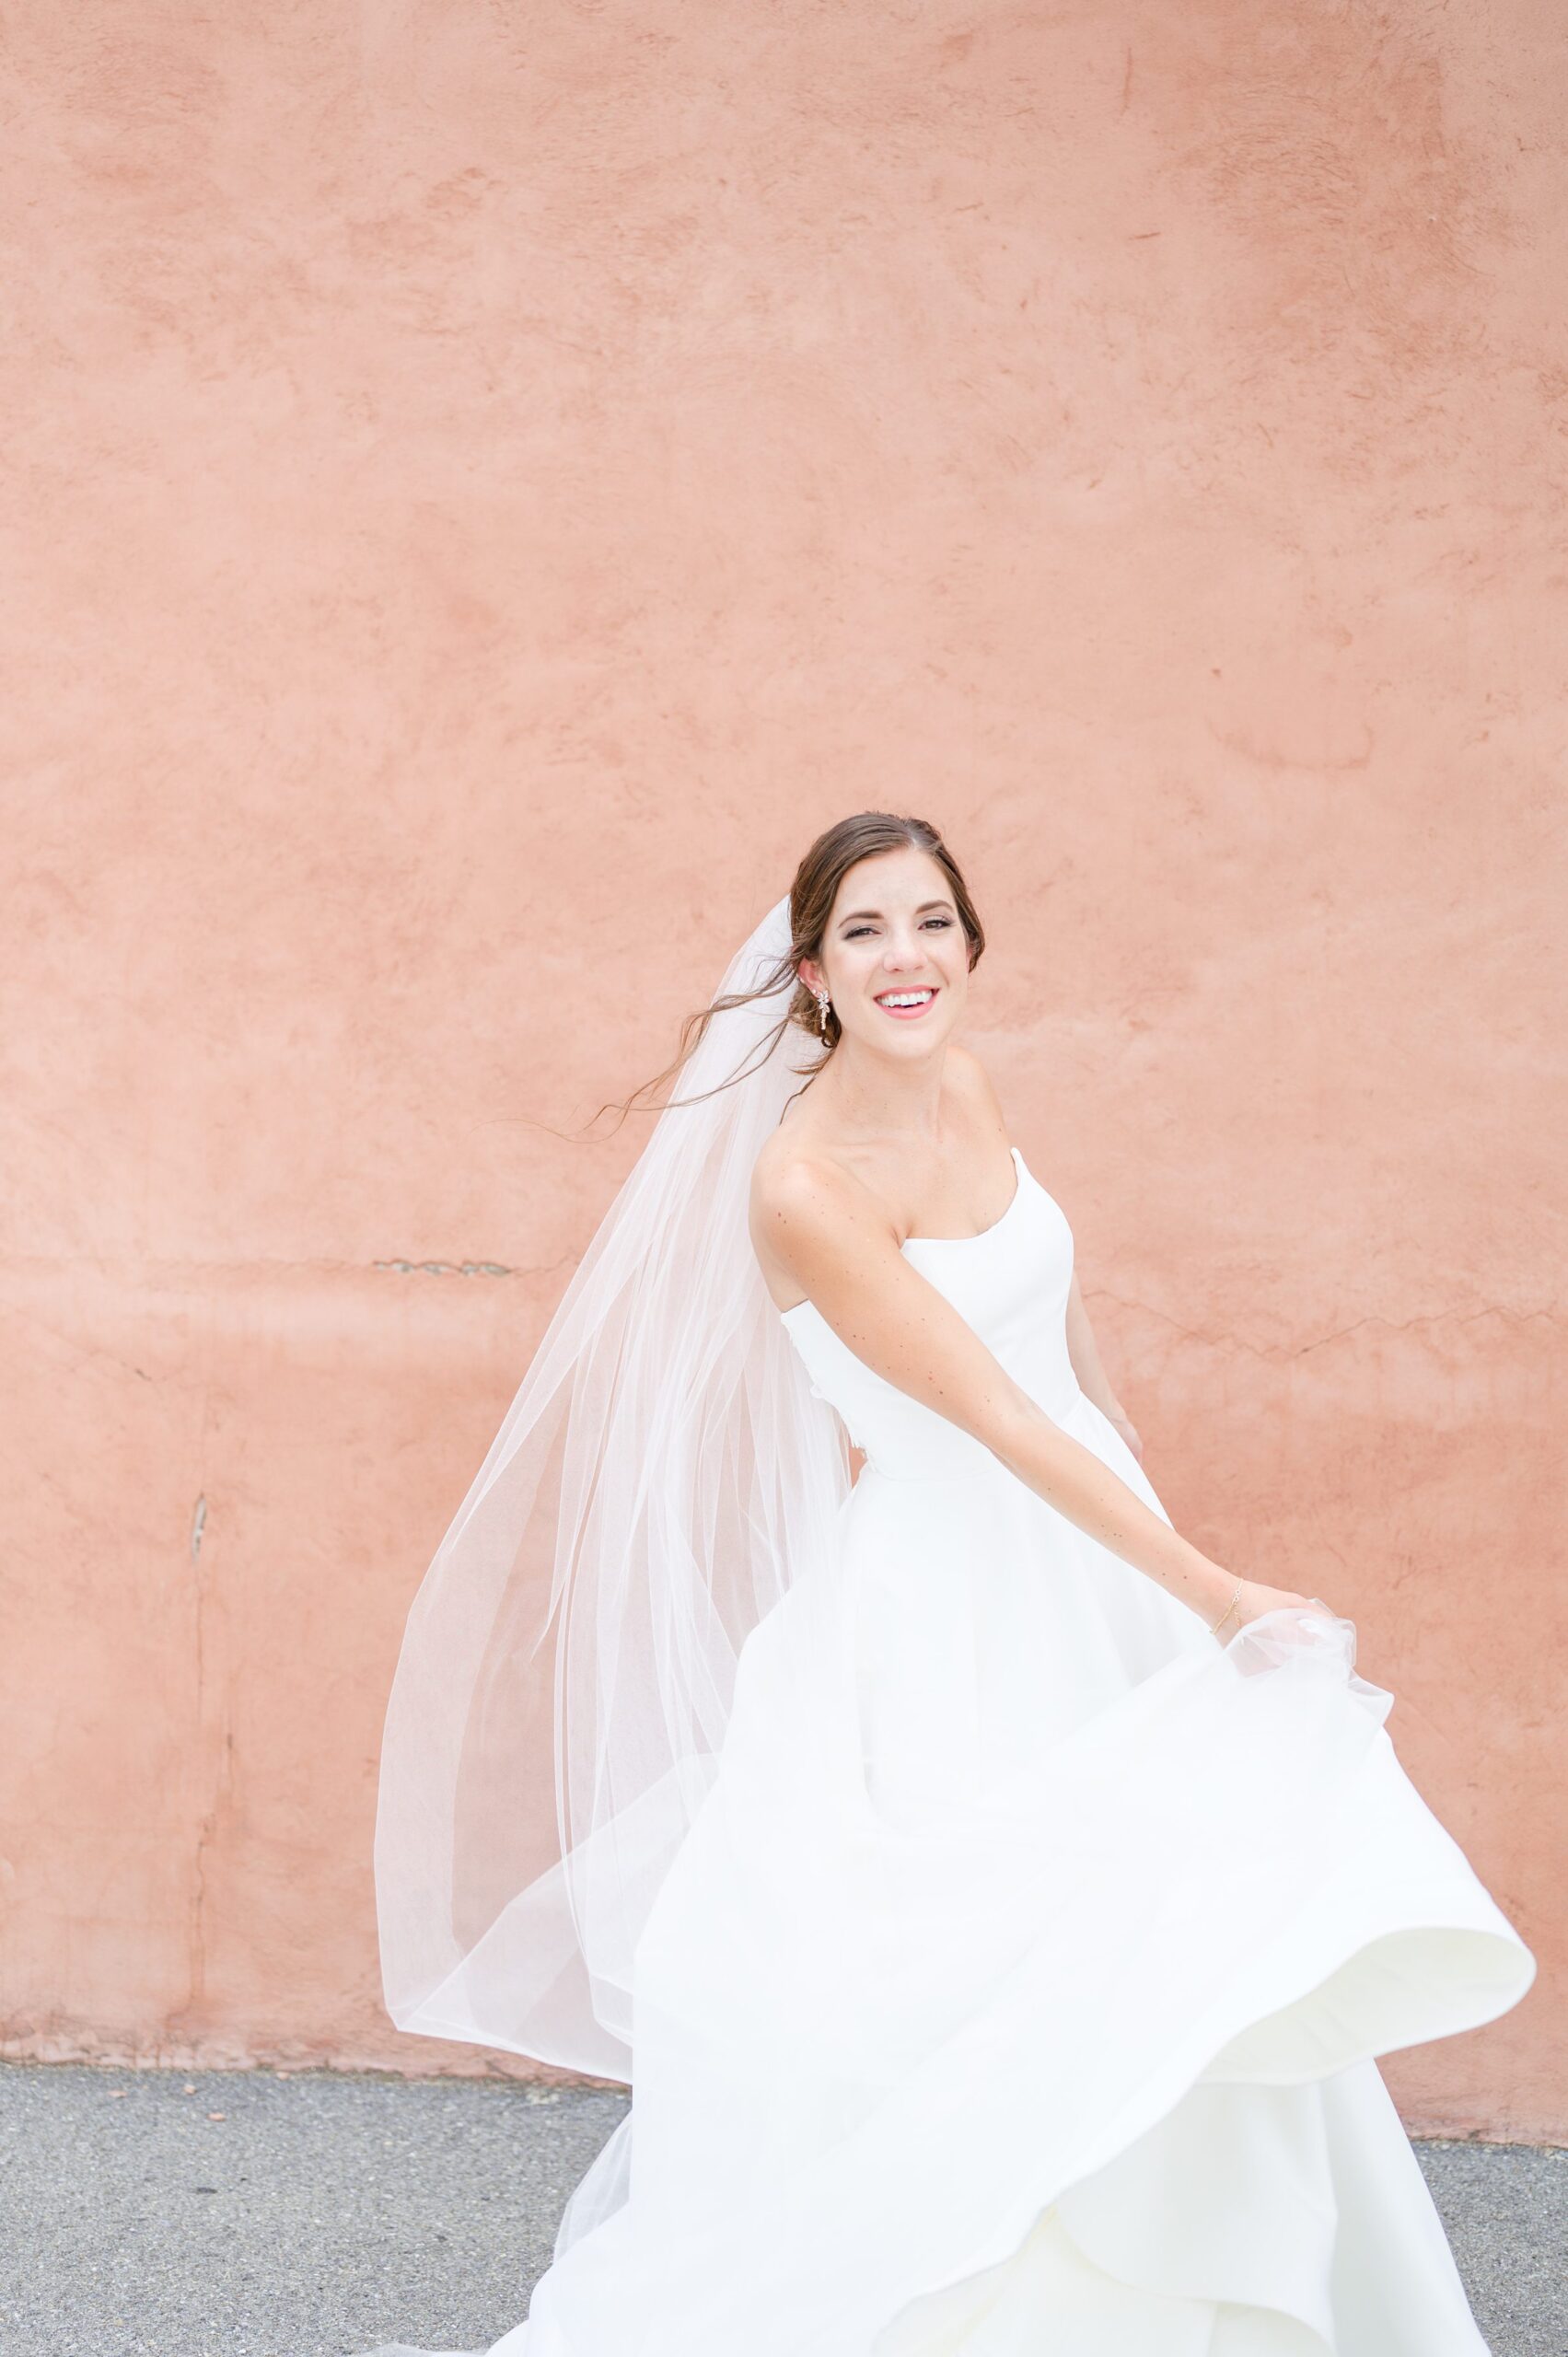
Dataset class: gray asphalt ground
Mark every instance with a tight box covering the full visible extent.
[0,2062,1562,2357]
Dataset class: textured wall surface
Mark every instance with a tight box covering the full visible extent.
[1,5,1563,2137]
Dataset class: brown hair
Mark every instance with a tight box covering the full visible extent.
[583,812,985,1133]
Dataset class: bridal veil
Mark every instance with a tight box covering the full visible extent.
[372,891,852,2083]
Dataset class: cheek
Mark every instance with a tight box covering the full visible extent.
[826,946,871,994]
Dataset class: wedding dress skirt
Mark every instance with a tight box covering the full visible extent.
[368,1146,1533,2357]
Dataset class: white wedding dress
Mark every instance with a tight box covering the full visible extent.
[372,1145,1533,2357]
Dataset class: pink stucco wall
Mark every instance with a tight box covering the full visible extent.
[2,6,1563,2138]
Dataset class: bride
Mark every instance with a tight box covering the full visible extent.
[368,811,1534,2356]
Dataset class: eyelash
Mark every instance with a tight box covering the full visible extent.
[843,917,954,940]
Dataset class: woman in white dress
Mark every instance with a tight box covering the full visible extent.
[370,812,1535,2357]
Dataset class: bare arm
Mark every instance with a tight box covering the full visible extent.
[1064,1266,1121,1421]
[753,1158,1242,1630]
[1065,1266,1145,1461]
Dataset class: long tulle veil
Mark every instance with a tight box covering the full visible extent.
[373,890,853,2084]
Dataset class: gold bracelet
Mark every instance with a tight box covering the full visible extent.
[1208,1577,1243,1637]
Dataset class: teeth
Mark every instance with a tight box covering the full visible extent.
[877,991,934,1007]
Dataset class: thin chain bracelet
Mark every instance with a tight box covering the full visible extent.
[1208,1577,1243,1638]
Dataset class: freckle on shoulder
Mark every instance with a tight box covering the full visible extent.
[752,1136,833,1225]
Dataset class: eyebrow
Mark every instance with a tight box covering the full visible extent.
[837,898,955,925]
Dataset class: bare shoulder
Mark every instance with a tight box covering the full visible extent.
[749,1129,890,1249]
[749,1128,902,1308]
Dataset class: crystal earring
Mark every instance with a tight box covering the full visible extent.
[815,990,832,1039]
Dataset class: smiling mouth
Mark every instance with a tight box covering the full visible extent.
[873,987,938,1018]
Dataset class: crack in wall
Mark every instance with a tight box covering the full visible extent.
[372,1259,515,1276]
[1086,1289,1563,1364]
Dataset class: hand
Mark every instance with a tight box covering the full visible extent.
[1106,1405,1144,1464]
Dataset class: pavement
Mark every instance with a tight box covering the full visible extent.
[0,2062,1562,2356]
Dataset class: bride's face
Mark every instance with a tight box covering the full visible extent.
[802,847,970,1055]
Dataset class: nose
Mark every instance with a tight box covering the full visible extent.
[880,927,927,971]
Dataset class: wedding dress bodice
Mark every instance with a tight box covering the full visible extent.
[777,1145,1084,1478]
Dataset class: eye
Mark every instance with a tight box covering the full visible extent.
[923,916,954,930]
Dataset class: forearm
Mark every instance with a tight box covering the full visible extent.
[992,1399,1232,1624]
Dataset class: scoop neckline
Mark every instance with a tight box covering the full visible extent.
[900,1144,1025,1248]
[776,1145,1026,1321]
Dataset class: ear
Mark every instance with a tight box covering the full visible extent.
[796,955,823,998]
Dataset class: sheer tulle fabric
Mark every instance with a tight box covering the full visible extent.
[363,911,1535,2357]
[373,892,849,2084]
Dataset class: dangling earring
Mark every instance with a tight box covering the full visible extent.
[815,990,832,1040]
